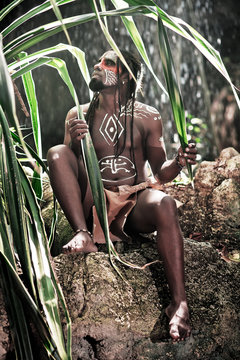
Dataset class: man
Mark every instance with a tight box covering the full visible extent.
[47,49,197,342]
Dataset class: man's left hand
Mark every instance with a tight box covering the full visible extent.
[177,142,197,167]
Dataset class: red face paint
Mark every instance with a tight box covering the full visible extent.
[95,51,120,74]
[97,58,118,74]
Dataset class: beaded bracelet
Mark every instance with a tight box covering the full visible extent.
[175,153,185,171]
[75,228,93,239]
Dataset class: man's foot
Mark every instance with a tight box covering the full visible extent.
[165,301,191,342]
[62,232,98,254]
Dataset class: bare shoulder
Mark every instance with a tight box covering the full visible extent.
[66,103,90,121]
[134,101,162,121]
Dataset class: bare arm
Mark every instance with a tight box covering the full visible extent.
[145,110,197,184]
[64,105,89,157]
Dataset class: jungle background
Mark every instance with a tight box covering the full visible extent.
[1,0,240,163]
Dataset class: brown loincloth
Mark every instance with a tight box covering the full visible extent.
[91,180,182,244]
[92,181,150,243]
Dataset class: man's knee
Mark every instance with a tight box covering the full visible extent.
[47,144,70,165]
[152,194,178,221]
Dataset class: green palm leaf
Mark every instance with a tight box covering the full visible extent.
[18,52,43,199]
[2,0,75,38]
[10,130,49,173]
[0,35,71,358]
[3,2,240,109]
[0,105,36,298]
[111,0,167,95]
[157,15,193,182]
[0,252,61,359]
[50,0,72,45]
[0,0,23,22]
[20,164,70,359]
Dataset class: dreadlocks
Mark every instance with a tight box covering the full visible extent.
[85,49,143,183]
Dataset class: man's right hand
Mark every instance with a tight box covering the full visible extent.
[67,118,89,142]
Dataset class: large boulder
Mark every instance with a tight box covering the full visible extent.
[53,239,240,360]
[164,147,240,249]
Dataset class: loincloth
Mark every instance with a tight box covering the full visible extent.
[91,180,182,244]
[91,181,151,243]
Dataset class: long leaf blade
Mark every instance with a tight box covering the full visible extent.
[111,0,167,94]
[0,252,61,359]
[19,52,43,199]
[19,164,70,360]
[0,262,34,360]
[0,0,23,22]
[50,0,72,45]
[157,15,193,182]
[2,0,75,38]
[0,106,36,297]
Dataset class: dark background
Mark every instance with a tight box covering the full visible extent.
[1,0,240,160]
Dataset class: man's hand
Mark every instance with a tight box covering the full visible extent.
[177,142,197,168]
[67,118,89,142]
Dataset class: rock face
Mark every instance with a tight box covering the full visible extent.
[1,147,240,359]
[54,239,240,360]
[164,147,240,249]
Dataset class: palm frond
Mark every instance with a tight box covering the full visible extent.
[157,16,193,183]
[2,0,75,38]
[0,0,23,22]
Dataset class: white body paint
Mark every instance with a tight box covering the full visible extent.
[99,114,124,146]
[104,69,118,86]
[99,155,136,182]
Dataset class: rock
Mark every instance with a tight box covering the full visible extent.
[211,178,240,242]
[193,160,222,191]
[51,239,240,360]
[218,147,239,162]
[164,147,240,247]
[1,148,240,359]
[0,283,11,359]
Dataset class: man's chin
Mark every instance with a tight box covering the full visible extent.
[89,78,105,92]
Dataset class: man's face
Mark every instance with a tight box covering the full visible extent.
[89,51,122,92]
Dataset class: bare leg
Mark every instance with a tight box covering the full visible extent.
[125,188,191,341]
[47,145,97,254]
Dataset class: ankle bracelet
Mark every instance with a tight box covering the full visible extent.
[75,228,93,239]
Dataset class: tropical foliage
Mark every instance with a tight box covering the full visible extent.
[0,0,239,358]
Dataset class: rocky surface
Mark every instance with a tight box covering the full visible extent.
[164,147,240,250]
[53,239,240,360]
[1,147,240,359]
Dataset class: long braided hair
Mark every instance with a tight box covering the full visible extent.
[85,49,142,183]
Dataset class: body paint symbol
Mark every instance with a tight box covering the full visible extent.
[99,114,124,145]
[99,155,136,182]
[101,158,130,174]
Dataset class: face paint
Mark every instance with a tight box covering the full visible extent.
[98,53,118,73]
[95,51,120,86]
[104,69,118,86]
[99,58,117,73]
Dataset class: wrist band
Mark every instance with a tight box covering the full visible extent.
[175,154,184,171]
